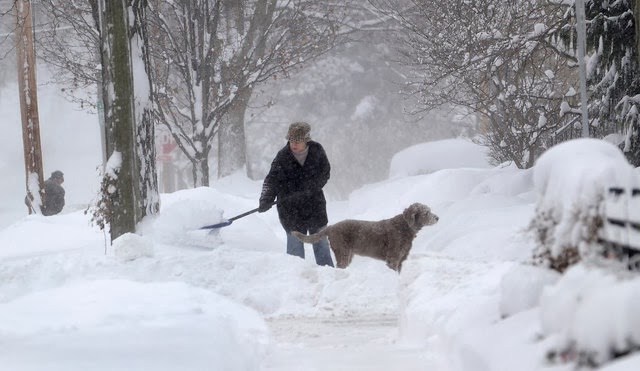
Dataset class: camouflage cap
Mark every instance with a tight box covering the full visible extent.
[286,122,311,142]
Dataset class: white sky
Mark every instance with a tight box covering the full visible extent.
[1,85,640,370]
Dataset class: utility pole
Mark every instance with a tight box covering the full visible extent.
[575,0,589,137]
[16,0,45,214]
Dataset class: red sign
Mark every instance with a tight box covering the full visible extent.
[159,131,177,154]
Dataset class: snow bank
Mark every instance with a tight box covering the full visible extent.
[398,257,514,346]
[0,279,270,371]
[112,232,154,262]
[499,264,560,317]
[0,211,104,260]
[141,187,225,247]
[389,138,490,179]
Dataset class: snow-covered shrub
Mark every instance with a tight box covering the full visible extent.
[85,167,114,232]
[530,205,601,272]
[540,265,640,367]
[529,139,634,272]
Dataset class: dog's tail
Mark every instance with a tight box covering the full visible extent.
[291,229,327,244]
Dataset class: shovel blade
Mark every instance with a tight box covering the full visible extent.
[200,220,233,229]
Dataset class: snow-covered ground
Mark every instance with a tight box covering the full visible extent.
[1,108,639,371]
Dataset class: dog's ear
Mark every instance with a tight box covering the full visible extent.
[403,204,419,228]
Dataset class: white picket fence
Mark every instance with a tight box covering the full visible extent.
[599,185,640,269]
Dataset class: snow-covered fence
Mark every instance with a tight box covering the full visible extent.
[598,185,640,270]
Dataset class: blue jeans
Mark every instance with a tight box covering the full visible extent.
[286,227,334,267]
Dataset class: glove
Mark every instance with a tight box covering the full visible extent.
[258,200,272,213]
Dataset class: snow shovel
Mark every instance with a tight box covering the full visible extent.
[199,200,278,230]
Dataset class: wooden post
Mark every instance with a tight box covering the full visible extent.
[16,0,45,214]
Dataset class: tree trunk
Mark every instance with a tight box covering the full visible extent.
[636,0,640,70]
[134,93,160,217]
[218,88,250,178]
[97,0,138,241]
[630,0,640,166]
[131,0,160,217]
[192,148,210,187]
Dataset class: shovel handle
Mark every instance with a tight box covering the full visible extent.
[200,200,278,229]
[228,207,260,222]
[229,198,279,221]
[229,196,282,221]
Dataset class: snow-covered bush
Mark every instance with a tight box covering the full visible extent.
[540,265,640,367]
[529,139,634,272]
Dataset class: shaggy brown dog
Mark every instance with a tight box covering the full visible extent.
[292,203,439,272]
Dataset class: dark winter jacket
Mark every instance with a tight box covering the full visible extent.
[42,178,65,216]
[260,141,330,232]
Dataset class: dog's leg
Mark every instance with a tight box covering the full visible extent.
[386,259,400,272]
[346,252,355,267]
[328,233,351,269]
[395,251,410,273]
[386,243,412,273]
[336,254,350,269]
[384,247,400,272]
[334,252,355,269]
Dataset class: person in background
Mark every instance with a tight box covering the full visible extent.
[25,170,65,216]
[43,170,66,215]
[258,122,334,267]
